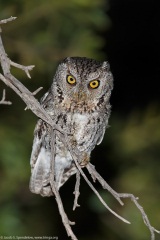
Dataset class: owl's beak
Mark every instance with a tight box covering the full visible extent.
[72,89,86,102]
[71,83,87,102]
[78,90,87,102]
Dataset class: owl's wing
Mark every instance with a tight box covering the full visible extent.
[96,114,110,145]
[96,125,106,145]
[30,90,55,196]
[40,89,53,109]
[30,119,53,197]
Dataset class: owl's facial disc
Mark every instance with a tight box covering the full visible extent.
[66,74,101,102]
[53,57,113,105]
[70,83,88,102]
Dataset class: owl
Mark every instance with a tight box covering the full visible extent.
[30,57,113,197]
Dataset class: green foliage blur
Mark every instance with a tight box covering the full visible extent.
[0,1,160,240]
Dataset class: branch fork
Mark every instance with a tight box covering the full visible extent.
[10,60,35,79]
[0,89,12,105]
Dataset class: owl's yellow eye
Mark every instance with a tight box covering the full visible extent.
[89,80,100,89]
[67,75,76,85]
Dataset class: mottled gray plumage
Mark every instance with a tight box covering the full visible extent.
[30,57,113,196]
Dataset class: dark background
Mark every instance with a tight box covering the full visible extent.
[106,0,160,113]
[0,1,160,240]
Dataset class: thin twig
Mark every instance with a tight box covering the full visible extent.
[0,89,12,105]
[118,193,160,240]
[24,87,43,110]
[87,163,160,240]
[55,131,130,224]
[87,163,124,205]
[10,60,35,78]
[0,73,66,136]
[0,16,17,25]
[73,171,80,211]
[72,156,130,224]
[32,87,43,96]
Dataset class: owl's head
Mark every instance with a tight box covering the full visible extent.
[52,57,113,112]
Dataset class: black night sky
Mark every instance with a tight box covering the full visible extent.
[105,0,160,114]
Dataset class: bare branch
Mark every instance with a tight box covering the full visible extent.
[0,89,12,105]
[87,163,124,205]
[0,16,17,25]
[50,182,77,240]
[73,171,80,211]
[0,25,77,240]
[87,163,160,240]
[0,19,77,237]
[24,87,43,110]
[70,153,130,225]
[55,131,130,225]
[0,73,66,135]
[10,60,35,78]
[118,193,160,240]
[32,87,43,96]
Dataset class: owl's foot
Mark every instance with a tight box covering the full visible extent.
[79,152,90,167]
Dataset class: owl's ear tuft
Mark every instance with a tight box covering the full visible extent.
[66,57,71,63]
[102,61,110,71]
[62,57,71,65]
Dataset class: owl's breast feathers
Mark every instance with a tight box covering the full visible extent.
[41,91,108,158]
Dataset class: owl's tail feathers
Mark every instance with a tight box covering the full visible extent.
[29,147,54,197]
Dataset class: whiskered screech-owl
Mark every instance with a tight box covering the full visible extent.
[30,57,113,196]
